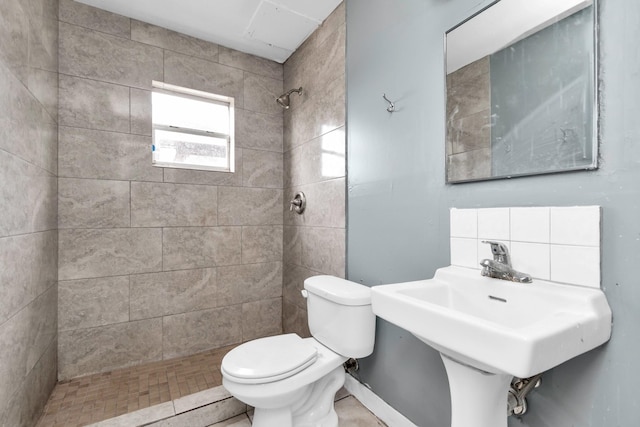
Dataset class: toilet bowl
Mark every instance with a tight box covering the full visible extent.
[221,275,376,427]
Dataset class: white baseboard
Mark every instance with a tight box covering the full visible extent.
[344,374,417,427]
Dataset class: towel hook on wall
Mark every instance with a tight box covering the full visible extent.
[382,93,396,113]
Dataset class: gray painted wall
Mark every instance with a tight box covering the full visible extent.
[346,0,640,426]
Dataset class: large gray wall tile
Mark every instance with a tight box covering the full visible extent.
[243,72,283,116]
[0,0,29,84]
[218,187,283,226]
[284,127,345,188]
[130,268,218,320]
[162,227,241,270]
[242,298,282,341]
[164,51,244,107]
[58,276,130,331]
[0,150,57,236]
[0,285,57,417]
[130,88,151,136]
[217,262,282,306]
[242,149,283,189]
[283,262,315,310]
[284,179,345,228]
[58,318,163,380]
[58,74,130,132]
[27,68,58,122]
[58,178,130,229]
[241,226,283,264]
[131,182,218,227]
[59,22,163,89]
[27,9,58,73]
[283,226,302,266]
[0,61,58,173]
[59,228,162,280]
[301,227,346,277]
[283,300,310,337]
[219,46,283,80]
[58,0,130,38]
[235,108,283,153]
[58,126,163,182]
[131,20,219,62]
[0,231,57,325]
[163,306,242,359]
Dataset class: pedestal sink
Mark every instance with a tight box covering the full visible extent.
[370,266,612,427]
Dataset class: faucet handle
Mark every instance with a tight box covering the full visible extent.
[481,240,511,266]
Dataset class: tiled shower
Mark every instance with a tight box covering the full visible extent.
[0,0,346,425]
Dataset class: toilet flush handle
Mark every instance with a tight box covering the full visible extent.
[301,290,309,299]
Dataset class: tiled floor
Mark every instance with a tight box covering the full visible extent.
[36,345,235,427]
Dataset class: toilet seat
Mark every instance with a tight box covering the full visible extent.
[222,334,318,384]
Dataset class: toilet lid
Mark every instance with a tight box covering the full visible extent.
[222,334,318,384]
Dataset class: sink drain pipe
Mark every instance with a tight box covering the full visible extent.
[507,374,543,416]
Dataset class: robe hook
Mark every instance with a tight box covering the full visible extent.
[382,93,396,113]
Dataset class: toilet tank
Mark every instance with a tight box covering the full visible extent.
[304,276,376,358]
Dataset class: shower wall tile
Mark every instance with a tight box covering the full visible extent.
[58,0,284,377]
[282,3,345,334]
[218,187,283,226]
[283,299,311,338]
[130,268,218,320]
[58,0,130,38]
[59,74,130,132]
[164,51,244,107]
[162,227,242,270]
[0,149,57,237]
[0,337,57,427]
[0,0,30,84]
[284,73,345,152]
[285,179,346,228]
[241,225,283,264]
[242,298,282,341]
[58,318,163,380]
[59,228,163,280]
[284,126,345,188]
[58,126,163,182]
[217,262,283,306]
[0,231,57,325]
[0,285,57,416]
[58,178,130,229]
[27,12,58,73]
[130,88,151,136]
[131,20,219,62]
[131,182,218,227]
[242,148,283,189]
[300,227,346,278]
[235,108,283,152]
[27,68,59,121]
[243,72,283,116]
[59,22,163,89]
[219,46,283,80]
[58,276,130,331]
[162,306,242,359]
[162,147,243,187]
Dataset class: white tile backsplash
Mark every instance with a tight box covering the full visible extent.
[510,207,550,243]
[450,208,477,238]
[450,206,601,288]
[550,206,600,246]
[477,208,510,240]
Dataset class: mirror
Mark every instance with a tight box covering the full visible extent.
[445,0,597,183]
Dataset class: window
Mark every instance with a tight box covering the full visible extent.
[151,81,235,172]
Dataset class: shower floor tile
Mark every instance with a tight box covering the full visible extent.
[36,345,236,427]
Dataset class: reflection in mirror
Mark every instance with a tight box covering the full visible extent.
[445,0,597,183]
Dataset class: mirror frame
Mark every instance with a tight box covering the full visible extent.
[444,0,599,184]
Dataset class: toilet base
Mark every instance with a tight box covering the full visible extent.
[251,366,345,427]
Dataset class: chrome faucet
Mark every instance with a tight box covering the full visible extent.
[480,241,532,283]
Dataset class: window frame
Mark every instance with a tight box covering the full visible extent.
[151,80,235,173]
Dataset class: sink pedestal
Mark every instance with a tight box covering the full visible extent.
[441,355,512,427]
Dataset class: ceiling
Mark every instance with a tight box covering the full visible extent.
[75,0,343,63]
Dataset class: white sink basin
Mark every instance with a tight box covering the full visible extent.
[371,266,612,378]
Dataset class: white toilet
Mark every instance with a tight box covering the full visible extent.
[221,275,376,427]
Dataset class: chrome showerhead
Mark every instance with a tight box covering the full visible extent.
[276,87,303,109]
